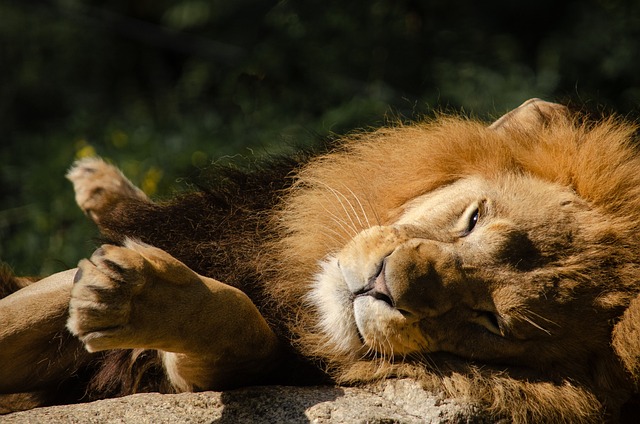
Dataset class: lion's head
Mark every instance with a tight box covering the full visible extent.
[271,99,640,421]
[312,174,623,365]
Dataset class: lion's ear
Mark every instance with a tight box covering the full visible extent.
[489,98,569,133]
[612,294,640,384]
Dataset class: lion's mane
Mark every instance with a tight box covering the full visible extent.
[269,114,640,422]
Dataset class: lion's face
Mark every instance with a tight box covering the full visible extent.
[310,173,615,369]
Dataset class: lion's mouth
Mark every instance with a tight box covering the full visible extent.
[349,260,427,355]
[353,260,395,307]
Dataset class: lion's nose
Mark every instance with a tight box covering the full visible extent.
[382,240,457,317]
[355,260,394,307]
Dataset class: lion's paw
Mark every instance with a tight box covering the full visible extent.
[67,243,151,352]
[68,240,202,353]
[66,157,147,223]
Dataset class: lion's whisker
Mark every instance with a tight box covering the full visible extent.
[310,178,363,234]
[368,198,382,227]
[324,184,364,232]
[322,183,366,231]
[317,202,357,239]
[319,193,359,236]
[515,310,553,336]
[316,238,339,254]
[527,310,561,328]
[341,184,372,229]
[319,223,350,246]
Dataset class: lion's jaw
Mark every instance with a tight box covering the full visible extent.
[308,174,616,367]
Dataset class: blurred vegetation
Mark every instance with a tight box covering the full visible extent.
[1,0,640,275]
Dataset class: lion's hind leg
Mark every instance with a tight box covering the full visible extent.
[66,157,149,226]
[68,239,281,392]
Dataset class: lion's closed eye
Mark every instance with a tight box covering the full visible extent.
[471,310,503,336]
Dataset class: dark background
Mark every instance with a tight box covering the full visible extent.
[2,0,639,275]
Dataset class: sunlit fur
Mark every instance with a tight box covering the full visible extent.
[269,113,640,423]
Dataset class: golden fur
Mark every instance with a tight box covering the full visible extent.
[1,99,639,422]
[270,101,640,422]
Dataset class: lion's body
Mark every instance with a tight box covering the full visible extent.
[1,100,639,422]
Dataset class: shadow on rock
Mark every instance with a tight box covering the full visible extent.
[216,385,344,423]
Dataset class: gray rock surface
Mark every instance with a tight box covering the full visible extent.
[3,379,489,423]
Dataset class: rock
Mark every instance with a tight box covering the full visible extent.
[3,379,490,423]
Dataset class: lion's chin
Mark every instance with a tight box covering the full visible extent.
[353,296,427,356]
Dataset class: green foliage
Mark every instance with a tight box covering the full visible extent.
[1,0,639,275]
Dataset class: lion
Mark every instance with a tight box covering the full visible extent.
[1,99,639,422]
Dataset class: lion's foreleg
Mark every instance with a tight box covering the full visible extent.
[159,274,282,391]
[67,240,281,392]
[0,269,91,393]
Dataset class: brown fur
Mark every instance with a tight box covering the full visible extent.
[0,264,36,299]
[1,100,639,422]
